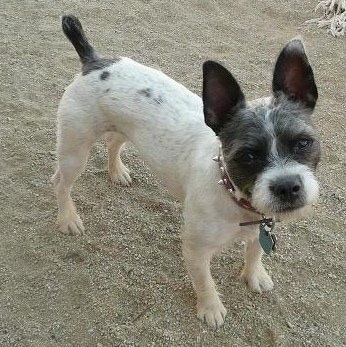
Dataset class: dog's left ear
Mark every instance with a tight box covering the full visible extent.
[272,39,318,111]
[203,61,245,135]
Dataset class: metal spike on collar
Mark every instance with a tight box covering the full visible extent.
[217,179,225,185]
[212,156,220,162]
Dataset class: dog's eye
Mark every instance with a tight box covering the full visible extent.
[295,138,312,151]
[237,152,255,164]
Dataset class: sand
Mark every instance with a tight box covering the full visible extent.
[0,0,345,346]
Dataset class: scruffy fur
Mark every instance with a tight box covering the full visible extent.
[53,15,321,329]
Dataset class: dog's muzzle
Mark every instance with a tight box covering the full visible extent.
[251,163,319,217]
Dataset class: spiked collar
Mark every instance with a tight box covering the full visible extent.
[213,146,274,227]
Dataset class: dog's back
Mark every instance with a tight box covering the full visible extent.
[58,15,215,200]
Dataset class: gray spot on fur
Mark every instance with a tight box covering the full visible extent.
[100,70,110,80]
[138,88,163,106]
[153,96,163,105]
[138,88,152,98]
[82,57,120,75]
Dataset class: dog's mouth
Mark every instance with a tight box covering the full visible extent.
[270,200,306,214]
[251,190,317,221]
[251,196,305,213]
[236,188,307,218]
[274,204,314,221]
[250,184,318,220]
[236,186,306,216]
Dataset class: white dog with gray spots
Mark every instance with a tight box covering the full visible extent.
[52,15,321,328]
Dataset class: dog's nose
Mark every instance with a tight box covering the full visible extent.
[271,176,302,202]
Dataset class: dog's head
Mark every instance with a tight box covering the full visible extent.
[203,39,321,219]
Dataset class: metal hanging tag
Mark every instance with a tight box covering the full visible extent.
[259,219,277,255]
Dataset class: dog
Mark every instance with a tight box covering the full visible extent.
[52,15,321,329]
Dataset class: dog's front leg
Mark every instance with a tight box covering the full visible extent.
[182,235,227,329]
[241,238,274,293]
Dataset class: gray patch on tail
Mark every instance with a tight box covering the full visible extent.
[81,58,119,76]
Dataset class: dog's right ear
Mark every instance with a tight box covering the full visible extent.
[203,61,245,135]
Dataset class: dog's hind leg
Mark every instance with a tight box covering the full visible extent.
[52,133,95,235]
[106,132,131,186]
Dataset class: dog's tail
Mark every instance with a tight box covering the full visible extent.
[61,15,100,64]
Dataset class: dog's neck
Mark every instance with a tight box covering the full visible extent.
[214,146,275,227]
[213,146,257,210]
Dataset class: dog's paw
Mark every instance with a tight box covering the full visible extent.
[197,296,227,329]
[109,163,132,186]
[59,214,85,236]
[241,266,274,293]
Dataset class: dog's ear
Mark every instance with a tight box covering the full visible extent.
[272,39,318,111]
[203,61,245,135]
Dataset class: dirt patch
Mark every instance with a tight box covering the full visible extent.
[0,1,345,346]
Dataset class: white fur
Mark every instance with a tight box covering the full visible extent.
[53,57,299,328]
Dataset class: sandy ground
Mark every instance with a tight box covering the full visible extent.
[0,1,345,346]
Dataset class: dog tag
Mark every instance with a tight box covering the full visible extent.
[259,221,277,255]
